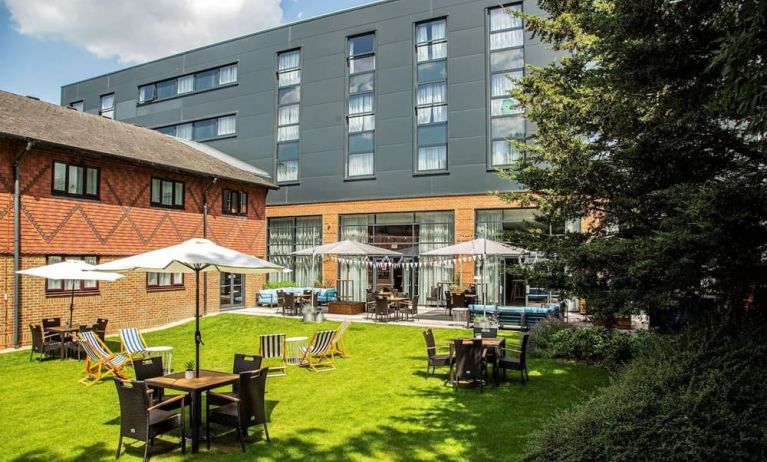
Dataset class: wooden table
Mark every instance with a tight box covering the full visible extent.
[145,369,238,453]
[46,325,81,359]
[386,296,408,319]
[454,337,506,383]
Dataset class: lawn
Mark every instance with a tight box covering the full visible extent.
[0,315,608,461]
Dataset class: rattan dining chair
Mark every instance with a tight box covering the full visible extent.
[206,368,270,452]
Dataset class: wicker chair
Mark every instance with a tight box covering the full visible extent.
[208,354,263,408]
[282,293,299,316]
[114,378,185,462]
[425,287,440,307]
[444,290,453,316]
[28,324,61,361]
[402,295,420,321]
[41,317,62,342]
[497,334,530,385]
[422,328,451,377]
[134,356,187,410]
[365,292,376,319]
[374,297,392,322]
[449,339,488,391]
[93,318,109,341]
[206,368,270,452]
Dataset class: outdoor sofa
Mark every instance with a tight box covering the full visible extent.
[468,303,561,329]
[258,287,337,306]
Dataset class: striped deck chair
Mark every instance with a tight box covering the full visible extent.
[78,330,129,387]
[259,334,287,377]
[119,328,148,364]
[300,330,336,372]
[330,320,351,358]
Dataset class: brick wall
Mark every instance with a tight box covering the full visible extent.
[0,140,268,348]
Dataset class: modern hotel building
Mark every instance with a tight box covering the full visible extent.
[61,0,577,306]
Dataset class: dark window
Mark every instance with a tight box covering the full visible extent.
[193,118,217,140]
[417,61,447,82]
[195,68,219,91]
[46,256,99,294]
[278,86,301,105]
[51,161,99,199]
[147,272,184,289]
[223,189,248,216]
[155,79,177,99]
[349,34,375,56]
[150,178,184,209]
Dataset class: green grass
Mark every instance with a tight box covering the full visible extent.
[0,315,609,461]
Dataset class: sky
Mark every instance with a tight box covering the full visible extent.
[0,0,374,104]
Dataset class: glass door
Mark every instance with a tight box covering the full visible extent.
[220,273,244,309]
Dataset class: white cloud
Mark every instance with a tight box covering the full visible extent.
[3,0,284,64]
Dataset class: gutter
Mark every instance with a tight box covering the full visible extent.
[202,177,218,316]
[13,141,33,348]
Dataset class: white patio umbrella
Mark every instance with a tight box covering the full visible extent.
[423,238,526,310]
[94,238,289,377]
[292,240,402,303]
[17,260,124,326]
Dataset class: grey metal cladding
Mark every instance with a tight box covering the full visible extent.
[61,0,555,205]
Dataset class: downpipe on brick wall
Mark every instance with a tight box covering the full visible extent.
[13,140,33,348]
[202,177,217,316]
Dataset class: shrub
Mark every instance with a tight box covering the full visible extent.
[524,310,767,462]
[262,280,297,289]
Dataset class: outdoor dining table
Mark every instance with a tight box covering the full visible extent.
[387,296,408,319]
[453,337,506,383]
[145,369,238,453]
[46,324,81,359]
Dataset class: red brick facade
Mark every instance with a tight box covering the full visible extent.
[0,140,269,348]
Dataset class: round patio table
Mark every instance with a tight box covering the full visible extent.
[285,336,308,365]
[145,345,173,375]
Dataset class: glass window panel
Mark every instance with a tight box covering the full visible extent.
[491,116,525,139]
[157,126,176,136]
[177,75,194,94]
[348,132,374,153]
[195,69,218,91]
[174,182,184,205]
[147,273,158,286]
[417,61,447,82]
[417,105,447,125]
[217,115,236,135]
[417,43,447,62]
[86,168,98,195]
[277,142,299,161]
[348,152,374,176]
[158,273,171,286]
[349,72,375,94]
[491,98,523,116]
[490,48,524,72]
[278,86,301,105]
[349,34,375,56]
[174,273,184,284]
[348,93,374,115]
[348,115,375,133]
[223,190,232,212]
[490,29,524,50]
[416,20,446,44]
[101,109,114,119]
[349,56,375,74]
[491,139,522,166]
[68,165,84,194]
[53,162,66,191]
[100,94,114,110]
[240,192,247,214]
[176,123,193,140]
[278,50,301,70]
[278,105,300,126]
[161,181,173,205]
[70,101,84,111]
[417,124,447,146]
[156,79,176,99]
[491,71,523,97]
[417,146,447,171]
[277,125,299,142]
[138,85,154,103]
[278,70,301,87]
[277,160,299,182]
[490,5,522,31]
[218,64,237,85]
[193,118,217,140]
[417,82,446,105]
[151,178,161,203]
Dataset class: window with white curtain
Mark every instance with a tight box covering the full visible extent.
[346,33,376,178]
[217,115,236,136]
[416,19,448,172]
[488,4,525,168]
[99,93,115,119]
[154,115,235,141]
[177,75,194,94]
[218,64,238,85]
[267,216,322,285]
[176,123,193,140]
[137,63,238,103]
[276,49,302,183]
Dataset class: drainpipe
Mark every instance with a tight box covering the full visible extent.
[202,177,217,315]
[13,141,33,348]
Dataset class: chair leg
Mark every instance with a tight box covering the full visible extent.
[237,421,245,453]
[263,423,270,442]
[142,441,149,462]
[206,401,211,450]
[115,435,122,459]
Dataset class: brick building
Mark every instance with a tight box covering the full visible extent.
[0,91,277,348]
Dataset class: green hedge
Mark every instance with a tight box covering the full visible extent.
[262,280,297,289]
[525,310,767,461]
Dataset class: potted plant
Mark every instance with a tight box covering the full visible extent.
[473,314,491,332]
[302,304,316,323]
[184,360,195,379]
[315,308,325,323]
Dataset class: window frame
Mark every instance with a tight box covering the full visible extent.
[222,189,248,216]
[275,48,302,185]
[146,272,185,291]
[45,255,100,295]
[150,177,185,210]
[136,62,239,105]
[69,100,84,112]
[51,160,100,200]
[99,93,115,119]
[345,32,377,180]
[154,113,237,142]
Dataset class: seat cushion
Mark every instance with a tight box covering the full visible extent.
[498,357,522,369]
[429,354,452,366]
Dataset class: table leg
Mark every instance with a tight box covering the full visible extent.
[191,390,201,453]
[60,339,66,360]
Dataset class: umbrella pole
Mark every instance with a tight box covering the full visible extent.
[195,269,201,378]
[69,284,75,326]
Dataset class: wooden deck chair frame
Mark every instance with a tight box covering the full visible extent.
[301,330,336,372]
[118,327,148,366]
[78,330,129,387]
[331,320,351,358]
[259,333,287,377]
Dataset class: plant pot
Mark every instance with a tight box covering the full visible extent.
[315,312,325,323]
[303,312,315,323]
[184,370,194,380]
